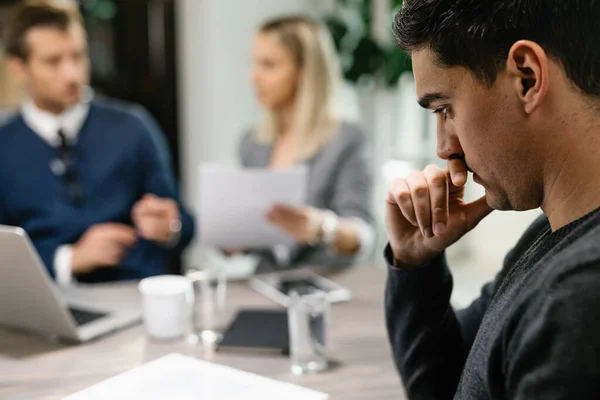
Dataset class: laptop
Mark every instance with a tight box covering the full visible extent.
[0,225,141,342]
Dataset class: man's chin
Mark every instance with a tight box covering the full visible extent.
[60,97,82,109]
[484,191,512,211]
[63,89,83,104]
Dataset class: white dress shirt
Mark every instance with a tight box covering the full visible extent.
[21,100,90,286]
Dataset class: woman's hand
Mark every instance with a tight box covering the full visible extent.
[265,204,324,244]
[221,248,243,256]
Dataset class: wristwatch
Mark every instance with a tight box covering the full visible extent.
[319,210,340,247]
[166,218,182,248]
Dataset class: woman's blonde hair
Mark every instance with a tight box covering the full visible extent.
[256,15,342,159]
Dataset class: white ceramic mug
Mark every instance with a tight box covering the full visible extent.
[138,275,193,340]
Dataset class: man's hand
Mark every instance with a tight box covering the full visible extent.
[71,223,137,275]
[385,159,493,267]
[131,194,180,244]
[266,204,324,244]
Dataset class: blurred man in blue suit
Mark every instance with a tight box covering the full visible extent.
[0,0,195,284]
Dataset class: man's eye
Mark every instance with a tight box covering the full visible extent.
[433,107,449,119]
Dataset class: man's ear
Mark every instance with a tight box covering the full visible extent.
[506,40,549,114]
[5,56,28,87]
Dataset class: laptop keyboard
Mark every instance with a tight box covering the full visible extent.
[68,307,108,326]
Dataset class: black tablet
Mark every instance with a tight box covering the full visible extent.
[216,309,289,355]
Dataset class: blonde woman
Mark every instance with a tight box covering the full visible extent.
[239,15,375,272]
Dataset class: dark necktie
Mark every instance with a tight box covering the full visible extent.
[56,129,83,205]
[57,128,68,147]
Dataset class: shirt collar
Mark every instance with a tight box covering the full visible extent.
[21,100,90,147]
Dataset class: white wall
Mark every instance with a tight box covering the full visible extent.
[176,0,327,265]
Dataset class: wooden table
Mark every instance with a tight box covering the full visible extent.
[0,266,405,399]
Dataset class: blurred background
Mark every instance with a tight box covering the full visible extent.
[0,0,540,305]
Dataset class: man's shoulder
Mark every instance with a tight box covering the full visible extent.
[500,213,549,267]
[520,213,600,310]
[0,114,26,143]
[0,112,23,129]
[498,211,600,297]
[549,216,600,279]
[496,215,600,343]
[89,98,162,146]
[513,221,600,333]
[90,98,148,124]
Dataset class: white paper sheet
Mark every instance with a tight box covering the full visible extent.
[64,353,329,400]
[198,164,308,248]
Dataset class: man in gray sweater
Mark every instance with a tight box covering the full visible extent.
[384,1,600,399]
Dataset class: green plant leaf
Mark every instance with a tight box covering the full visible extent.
[326,0,411,86]
[383,47,412,86]
[344,36,386,82]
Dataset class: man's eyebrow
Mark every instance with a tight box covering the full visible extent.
[417,92,450,109]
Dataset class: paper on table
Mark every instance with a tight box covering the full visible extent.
[198,163,308,248]
[64,353,329,400]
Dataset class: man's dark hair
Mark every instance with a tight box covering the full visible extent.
[393,0,600,97]
[3,0,82,60]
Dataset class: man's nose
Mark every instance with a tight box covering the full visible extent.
[436,125,462,160]
[62,59,80,81]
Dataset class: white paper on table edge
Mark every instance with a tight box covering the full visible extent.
[63,353,329,400]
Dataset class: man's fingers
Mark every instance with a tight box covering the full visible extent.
[108,225,137,246]
[135,199,169,217]
[108,246,126,266]
[136,218,163,237]
[464,195,493,230]
[406,172,433,238]
[448,158,468,187]
[134,194,172,218]
[424,164,449,237]
[131,202,144,219]
[142,193,159,202]
[97,242,126,266]
[132,198,179,243]
[388,179,418,227]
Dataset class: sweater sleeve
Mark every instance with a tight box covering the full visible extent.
[34,238,62,279]
[505,262,600,399]
[134,112,195,254]
[385,246,468,399]
[385,214,551,398]
[385,244,497,399]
